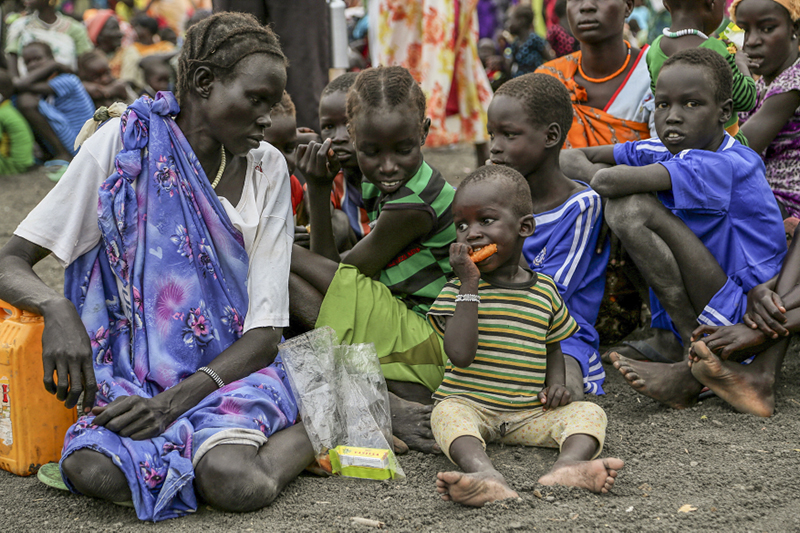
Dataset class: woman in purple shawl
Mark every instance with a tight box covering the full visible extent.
[0,13,314,521]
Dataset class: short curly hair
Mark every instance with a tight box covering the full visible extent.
[346,66,427,136]
[661,48,732,104]
[177,12,287,102]
[494,73,573,149]
[322,71,358,98]
[457,165,533,218]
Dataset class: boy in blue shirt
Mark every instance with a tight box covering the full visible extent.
[14,41,95,173]
[563,48,786,410]
[487,73,609,398]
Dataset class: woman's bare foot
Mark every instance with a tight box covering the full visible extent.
[538,458,624,493]
[389,394,441,454]
[435,470,519,507]
[690,341,775,417]
[601,328,683,363]
[609,352,702,409]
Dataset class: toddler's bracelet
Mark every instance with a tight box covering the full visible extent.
[197,366,225,389]
[455,294,480,303]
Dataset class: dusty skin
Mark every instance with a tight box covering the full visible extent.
[2,150,800,530]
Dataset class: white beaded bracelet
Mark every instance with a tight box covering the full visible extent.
[455,294,480,303]
[197,366,225,389]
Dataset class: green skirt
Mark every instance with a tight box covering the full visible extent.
[315,264,446,392]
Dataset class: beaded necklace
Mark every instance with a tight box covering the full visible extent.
[578,40,631,83]
[662,27,709,40]
[210,145,226,189]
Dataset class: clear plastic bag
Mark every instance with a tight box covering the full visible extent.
[279,327,404,479]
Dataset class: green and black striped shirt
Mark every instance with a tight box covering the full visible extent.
[428,273,579,410]
[362,162,456,316]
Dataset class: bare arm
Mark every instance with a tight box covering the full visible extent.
[441,243,481,368]
[91,326,283,439]
[538,341,571,410]
[740,90,800,155]
[0,236,97,410]
[7,54,19,78]
[560,147,615,181]
[590,163,671,198]
[14,60,67,93]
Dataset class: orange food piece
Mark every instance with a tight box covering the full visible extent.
[469,243,497,263]
[317,453,333,473]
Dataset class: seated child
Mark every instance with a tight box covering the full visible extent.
[290,66,456,453]
[317,72,371,242]
[690,226,800,417]
[0,69,34,175]
[138,56,172,98]
[646,0,756,143]
[508,4,552,77]
[487,73,609,398]
[428,165,623,507]
[564,48,786,410]
[261,90,306,225]
[13,41,95,166]
[736,0,800,219]
[77,50,134,107]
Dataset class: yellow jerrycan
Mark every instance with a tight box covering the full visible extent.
[0,299,77,476]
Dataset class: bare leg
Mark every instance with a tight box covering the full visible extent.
[388,384,440,454]
[605,194,728,345]
[16,92,73,161]
[564,356,585,401]
[538,434,623,494]
[194,422,314,512]
[61,448,131,502]
[289,272,323,330]
[690,339,788,417]
[435,435,519,507]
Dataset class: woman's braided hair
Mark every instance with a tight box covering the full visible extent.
[346,66,427,136]
[177,12,287,101]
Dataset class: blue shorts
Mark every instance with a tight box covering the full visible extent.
[651,277,747,338]
[561,336,605,395]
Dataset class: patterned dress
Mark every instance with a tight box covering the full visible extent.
[740,58,800,217]
[369,0,494,147]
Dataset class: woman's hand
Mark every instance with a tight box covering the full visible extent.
[691,323,767,360]
[296,138,340,188]
[40,298,97,412]
[294,225,310,248]
[538,384,571,411]
[91,394,172,440]
[744,282,787,338]
[449,243,480,283]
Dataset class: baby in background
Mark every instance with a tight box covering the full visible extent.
[427,165,623,507]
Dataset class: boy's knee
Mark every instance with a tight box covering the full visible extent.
[604,194,653,233]
[195,449,277,512]
[570,401,608,425]
[62,448,130,501]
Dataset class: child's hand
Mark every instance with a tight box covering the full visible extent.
[296,138,340,188]
[538,384,571,411]
[449,243,481,282]
[690,324,766,360]
[744,284,787,338]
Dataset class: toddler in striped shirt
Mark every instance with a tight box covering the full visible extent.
[428,165,623,507]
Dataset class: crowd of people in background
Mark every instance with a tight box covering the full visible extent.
[0,0,799,523]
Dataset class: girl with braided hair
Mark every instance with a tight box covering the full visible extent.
[291,66,456,455]
[0,12,314,520]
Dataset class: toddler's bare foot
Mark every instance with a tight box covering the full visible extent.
[609,352,701,409]
[538,458,624,494]
[435,470,519,507]
[690,341,775,417]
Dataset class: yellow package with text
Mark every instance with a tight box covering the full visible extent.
[329,445,401,480]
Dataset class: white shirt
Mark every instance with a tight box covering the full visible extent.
[15,117,293,331]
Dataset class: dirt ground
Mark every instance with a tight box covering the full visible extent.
[1,146,799,532]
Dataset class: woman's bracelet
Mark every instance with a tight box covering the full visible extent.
[455,294,480,303]
[197,366,225,389]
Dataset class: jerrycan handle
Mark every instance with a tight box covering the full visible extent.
[0,299,24,322]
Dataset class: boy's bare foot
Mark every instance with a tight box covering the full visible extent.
[389,394,441,454]
[538,458,624,493]
[609,352,701,409]
[690,341,775,417]
[601,328,683,364]
[435,470,519,507]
